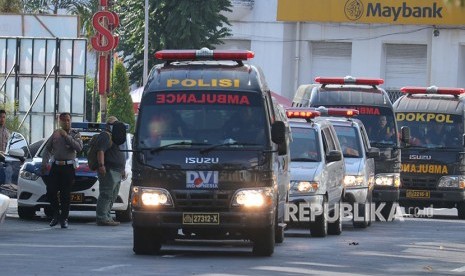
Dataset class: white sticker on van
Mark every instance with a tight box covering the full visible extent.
[186,171,219,188]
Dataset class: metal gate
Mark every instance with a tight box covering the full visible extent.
[0,37,87,143]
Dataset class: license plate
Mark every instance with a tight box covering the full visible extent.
[406,190,430,199]
[70,193,84,203]
[182,213,219,225]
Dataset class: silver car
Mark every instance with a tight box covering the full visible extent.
[287,110,345,237]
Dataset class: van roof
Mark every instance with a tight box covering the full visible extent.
[393,94,465,114]
[145,61,268,94]
[309,86,392,108]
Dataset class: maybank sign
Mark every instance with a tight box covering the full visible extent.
[277,0,465,26]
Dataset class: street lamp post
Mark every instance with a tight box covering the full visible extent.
[143,0,149,85]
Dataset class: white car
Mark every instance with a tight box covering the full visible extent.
[16,122,133,222]
[0,193,9,224]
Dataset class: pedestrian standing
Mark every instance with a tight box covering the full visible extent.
[0,109,10,152]
[96,116,126,226]
[41,113,83,228]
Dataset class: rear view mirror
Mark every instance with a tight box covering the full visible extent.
[271,121,286,145]
[9,148,25,158]
[401,126,410,144]
[326,150,342,162]
[367,147,380,158]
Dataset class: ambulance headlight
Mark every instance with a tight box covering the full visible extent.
[344,175,365,187]
[132,187,173,207]
[374,173,400,187]
[231,188,273,208]
[290,181,319,193]
[438,176,465,189]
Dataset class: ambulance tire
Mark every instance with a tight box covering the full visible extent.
[310,198,328,237]
[457,202,465,219]
[275,203,285,244]
[253,225,275,256]
[328,198,342,235]
[353,202,369,228]
[376,202,393,221]
[133,227,162,255]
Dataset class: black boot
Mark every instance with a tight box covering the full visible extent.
[60,219,68,229]
[49,214,59,227]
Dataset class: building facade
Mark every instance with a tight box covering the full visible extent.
[220,0,465,102]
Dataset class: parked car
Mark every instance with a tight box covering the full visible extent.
[16,122,133,222]
[286,108,345,237]
[0,132,44,198]
[0,193,9,224]
[316,107,379,228]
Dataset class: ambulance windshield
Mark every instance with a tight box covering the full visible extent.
[396,112,463,149]
[136,91,268,149]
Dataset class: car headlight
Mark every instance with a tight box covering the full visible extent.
[290,180,319,194]
[438,176,465,188]
[19,170,40,181]
[231,188,273,208]
[344,175,365,187]
[132,187,173,207]
[374,173,400,187]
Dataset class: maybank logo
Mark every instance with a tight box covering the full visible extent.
[344,1,443,22]
[345,0,364,21]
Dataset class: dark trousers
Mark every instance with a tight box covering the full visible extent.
[45,164,75,220]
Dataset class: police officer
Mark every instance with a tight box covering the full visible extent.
[41,113,83,228]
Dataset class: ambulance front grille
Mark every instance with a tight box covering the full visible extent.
[401,176,438,190]
[172,190,233,211]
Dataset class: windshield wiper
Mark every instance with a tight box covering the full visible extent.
[291,157,319,162]
[150,141,208,153]
[200,140,260,154]
[370,141,396,147]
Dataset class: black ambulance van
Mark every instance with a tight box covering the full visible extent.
[292,76,402,220]
[131,48,290,256]
[394,86,465,219]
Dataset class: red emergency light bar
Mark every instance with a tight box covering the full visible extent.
[155,48,255,61]
[315,106,359,117]
[286,109,321,119]
[315,76,384,86]
[400,86,465,95]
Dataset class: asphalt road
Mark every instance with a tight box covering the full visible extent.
[1,200,465,276]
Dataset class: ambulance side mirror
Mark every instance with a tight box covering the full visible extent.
[271,121,286,145]
[462,134,465,147]
[401,126,410,145]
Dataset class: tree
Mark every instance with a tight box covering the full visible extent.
[115,0,232,85]
[22,0,80,14]
[107,60,135,132]
[0,0,22,13]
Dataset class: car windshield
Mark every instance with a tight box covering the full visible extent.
[290,127,321,162]
[317,105,398,146]
[396,112,463,149]
[136,91,268,150]
[333,125,361,158]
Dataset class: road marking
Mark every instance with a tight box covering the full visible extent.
[92,264,130,272]
[452,265,465,272]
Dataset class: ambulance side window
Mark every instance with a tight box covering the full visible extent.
[323,127,338,151]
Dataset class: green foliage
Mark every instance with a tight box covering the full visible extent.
[0,102,28,139]
[107,60,135,132]
[0,0,22,13]
[115,0,232,85]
